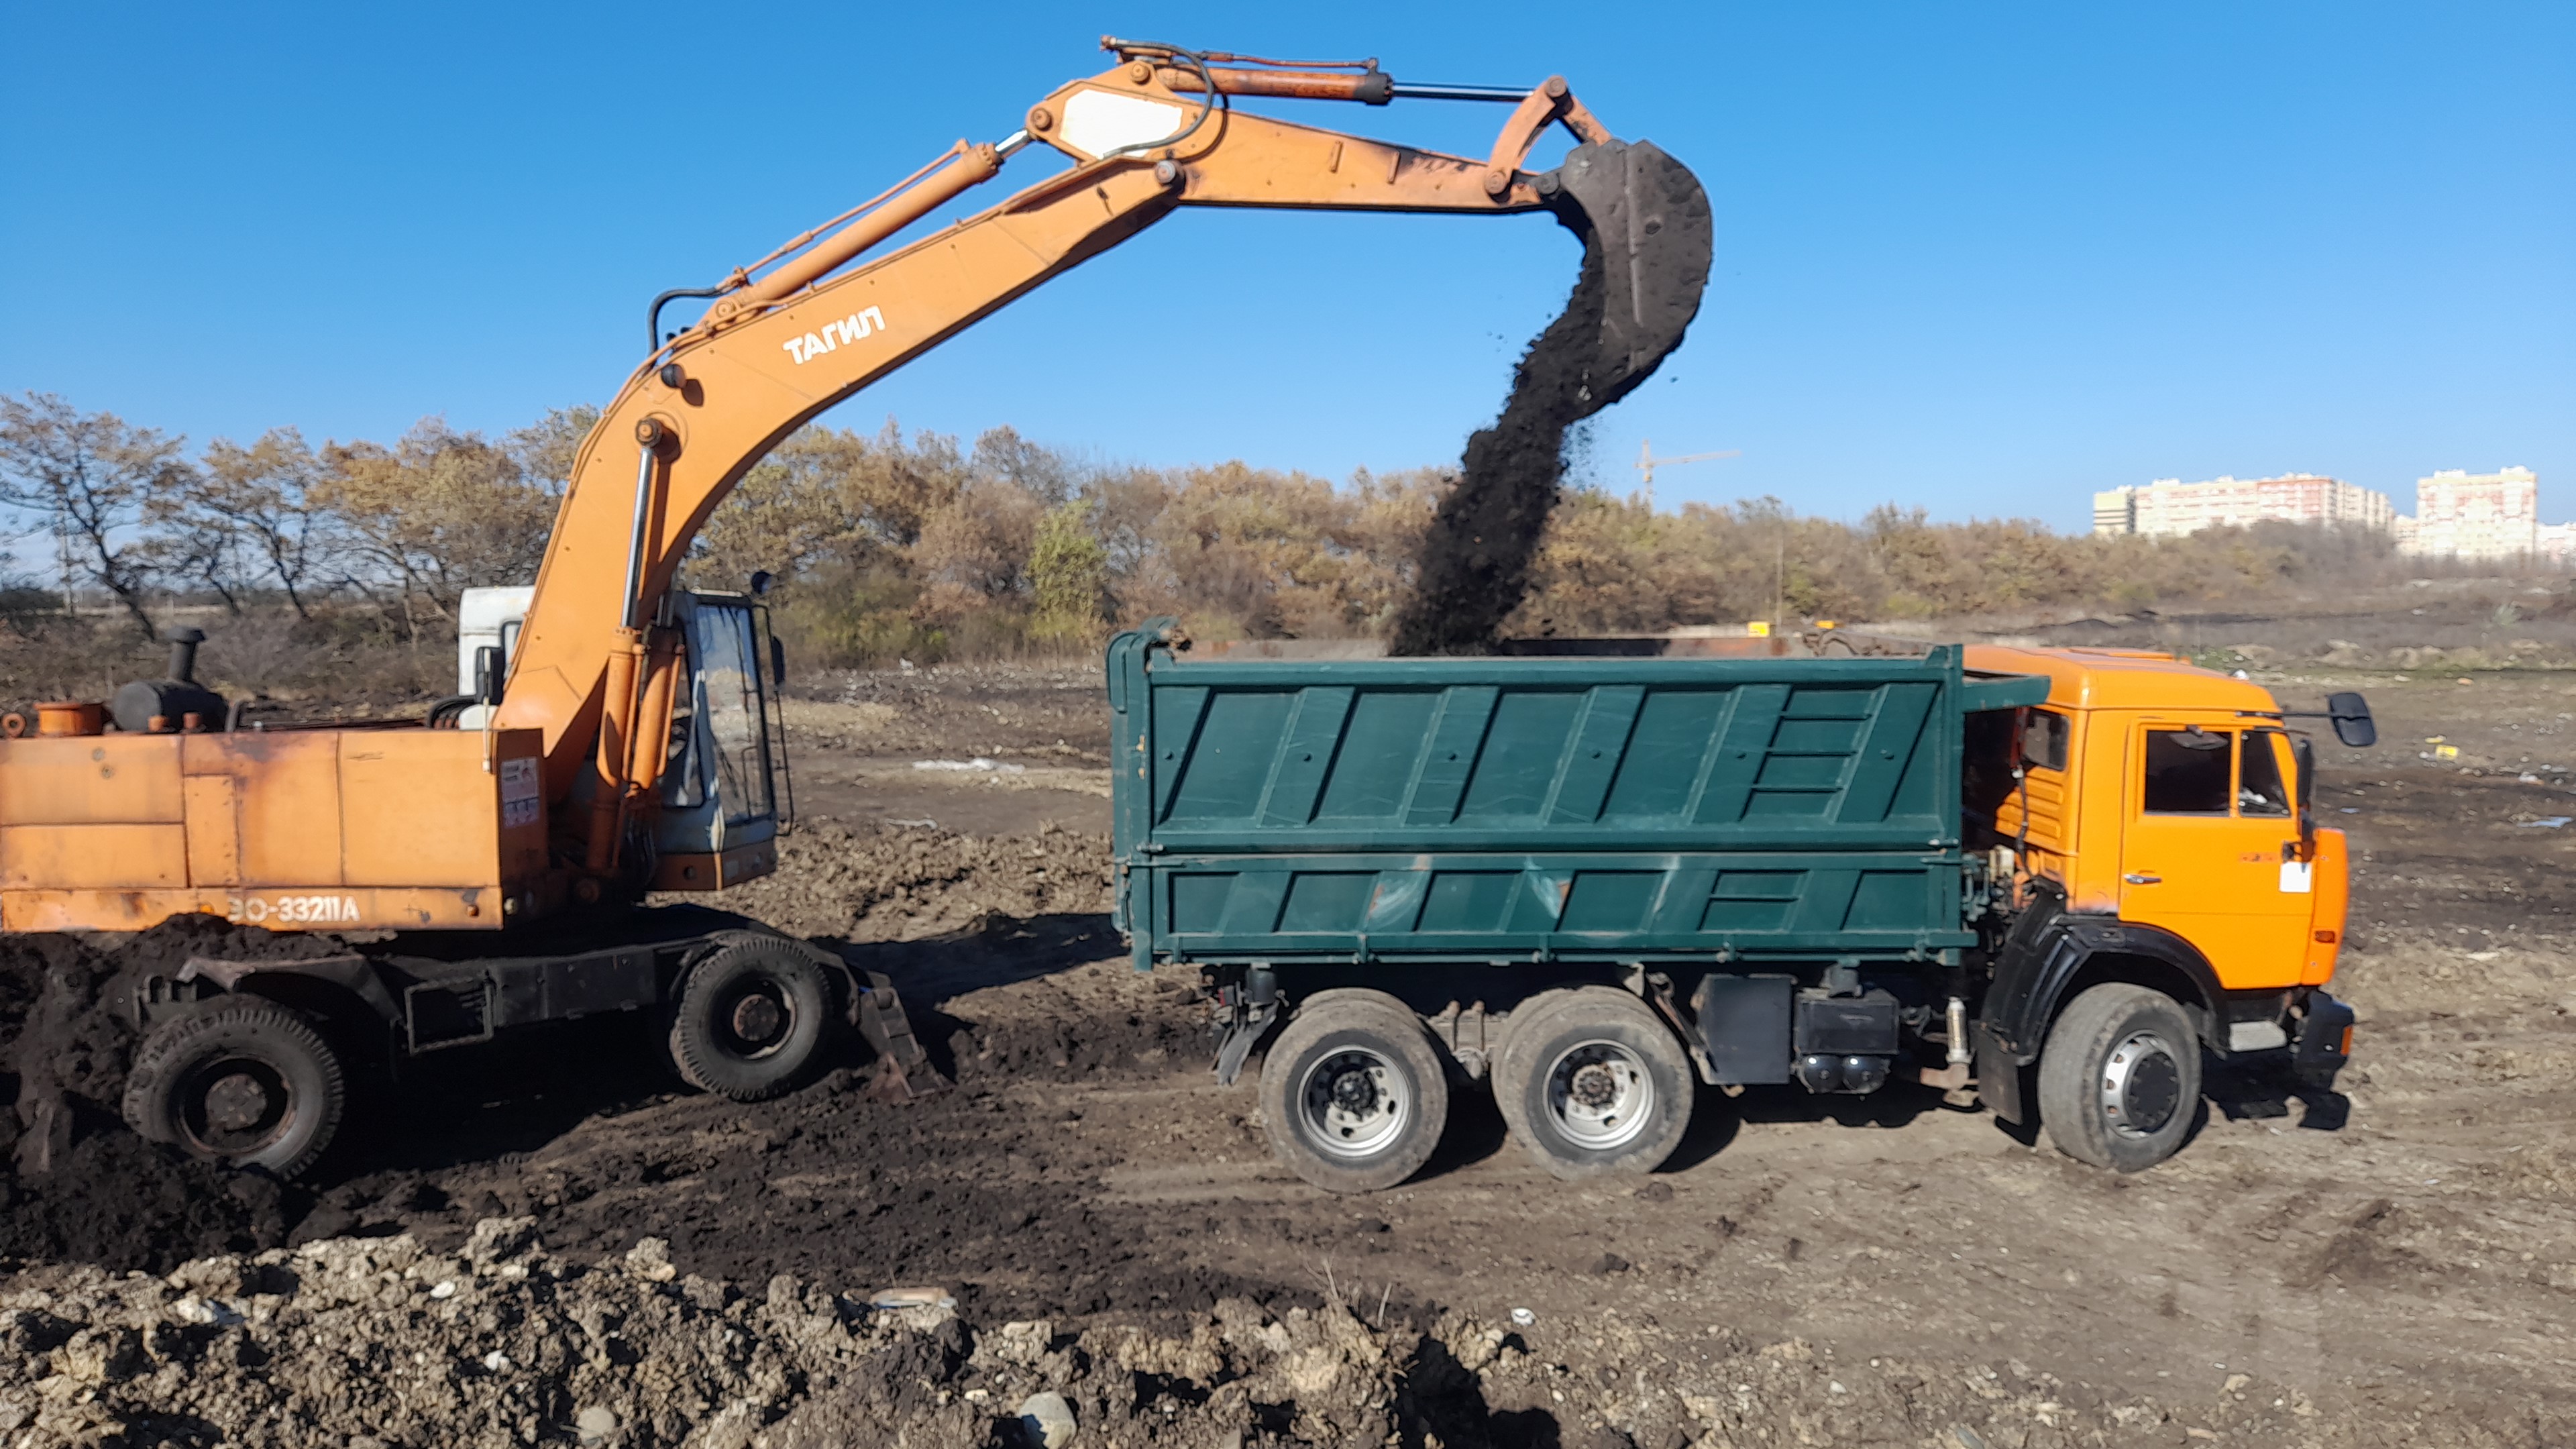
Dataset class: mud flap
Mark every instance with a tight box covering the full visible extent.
[1974,1020,2027,1124]
[1213,1000,1277,1087]
[2292,990,2355,1091]
[851,970,953,1102]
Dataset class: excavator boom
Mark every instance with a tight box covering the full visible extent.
[0,41,1708,940]
[496,41,1712,873]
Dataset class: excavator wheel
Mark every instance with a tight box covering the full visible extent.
[123,997,347,1179]
[667,935,838,1102]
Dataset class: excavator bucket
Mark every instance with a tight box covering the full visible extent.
[853,971,953,1102]
[1540,138,1714,411]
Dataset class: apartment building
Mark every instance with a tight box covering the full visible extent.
[2401,466,2542,561]
[2092,474,2396,537]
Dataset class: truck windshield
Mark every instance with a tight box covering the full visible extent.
[2239,729,2292,816]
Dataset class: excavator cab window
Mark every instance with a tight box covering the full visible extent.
[684,598,776,827]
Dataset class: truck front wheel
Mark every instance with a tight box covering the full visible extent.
[669,937,837,1102]
[1495,987,1694,1180]
[1259,991,1449,1194]
[2037,983,2202,1173]
[122,998,347,1179]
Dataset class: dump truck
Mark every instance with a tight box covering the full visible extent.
[0,40,1713,1178]
[1108,624,2373,1190]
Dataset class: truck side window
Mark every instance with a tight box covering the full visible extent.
[2142,729,2231,814]
[2239,729,2292,816]
[2023,709,2069,771]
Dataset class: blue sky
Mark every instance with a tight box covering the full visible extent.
[3,3,2569,531]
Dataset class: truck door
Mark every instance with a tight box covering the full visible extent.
[2117,724,2309,988]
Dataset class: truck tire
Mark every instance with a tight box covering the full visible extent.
[122,998,346,1179]
[668,936,837,1102]
[1494,986,1694,1180]
[2037,983,2202,1173]
[1258,990,1448,1194]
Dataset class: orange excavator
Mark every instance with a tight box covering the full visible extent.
[0,40,1712,1175]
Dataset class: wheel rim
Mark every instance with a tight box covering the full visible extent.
[1542,1038,1655,1151]
[2098,1029,2184,1138]
[178,1055,294,1159]
[715,977,796,1060]
[1296,1046,1411,1161]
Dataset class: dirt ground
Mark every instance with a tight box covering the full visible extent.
[5,651,2575,1446]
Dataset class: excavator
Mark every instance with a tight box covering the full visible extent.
[0,40,1712,1177]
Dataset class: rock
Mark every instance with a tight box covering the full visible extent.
[625,1238,678,1283]
[576,1404,619,1444]
[1018,1389,1077,1447]
[462,1216,539,1269]
[1593,1252,1631,1275]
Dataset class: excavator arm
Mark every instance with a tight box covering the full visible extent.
[496,40,1710,870]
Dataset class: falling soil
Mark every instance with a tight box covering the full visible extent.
[1389,140,1712,655]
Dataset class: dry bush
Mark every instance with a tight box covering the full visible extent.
[17,393,2559,688]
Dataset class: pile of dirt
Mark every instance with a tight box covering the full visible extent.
[0,918,343,1272]
[293,963,1230,1329]
[704,821,1109,940]
[1389,141,1711,656]
[7,1222,2490,1449]
[0,1222,1409,1448]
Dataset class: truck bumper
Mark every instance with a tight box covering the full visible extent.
[2292,989,2356,1090]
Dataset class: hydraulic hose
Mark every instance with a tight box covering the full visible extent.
[647,286,724,354]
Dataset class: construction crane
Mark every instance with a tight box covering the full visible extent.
[1634,439,1740,501]
[0,38,1713,1179]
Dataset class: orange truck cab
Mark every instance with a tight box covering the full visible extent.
[1962,645,2367,1158]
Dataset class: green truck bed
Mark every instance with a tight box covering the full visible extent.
[1108,623,2047,973]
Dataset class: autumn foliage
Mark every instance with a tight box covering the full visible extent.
[0,392,2425,695]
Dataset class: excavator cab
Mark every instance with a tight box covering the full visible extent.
[647,591,793,892]
[455,584,793,896]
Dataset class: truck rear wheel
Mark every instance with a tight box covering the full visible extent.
[2037,983,2202,1173]
[669,936,837,1102]
[1495,987,1693,1180]
[122,998,346,1179]
[1258,990,1448,1194]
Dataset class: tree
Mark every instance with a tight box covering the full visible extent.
[972,424,1077,505]
[505,406,600,492]
[1028,499,1111,643]
[911,476,1042,616]
[317,418,559,635]
[180,428,336,617]
[0,392,188,639]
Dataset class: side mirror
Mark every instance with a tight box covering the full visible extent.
[769,635,787,691]
[473,645,504,705]
[2326,691,2375,748]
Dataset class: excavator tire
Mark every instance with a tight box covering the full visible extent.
[123,997,347,1179]
[667,934,838,1102]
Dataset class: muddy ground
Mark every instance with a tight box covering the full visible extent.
[4,655,2574,1446]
